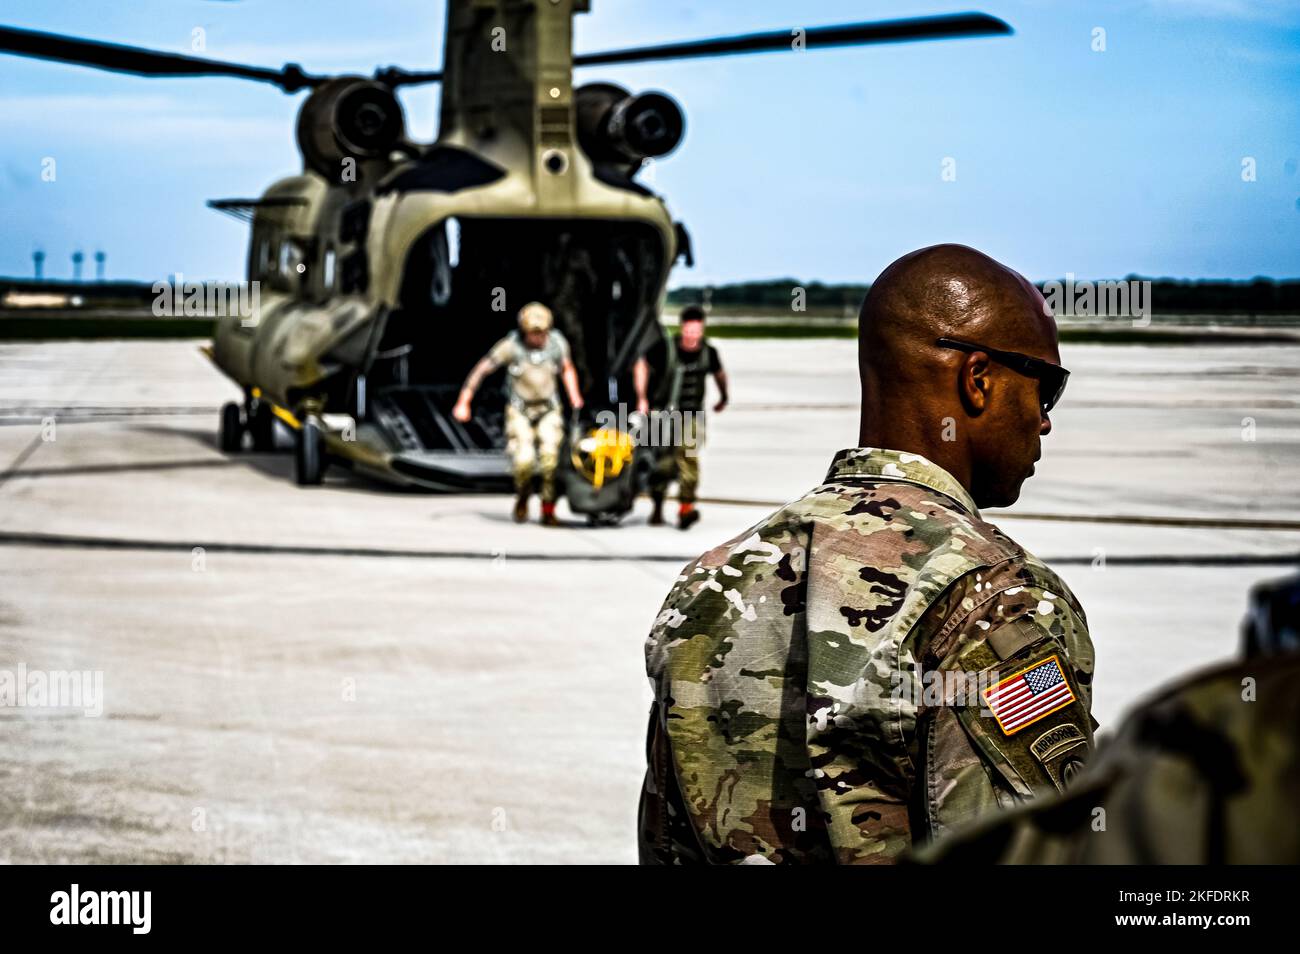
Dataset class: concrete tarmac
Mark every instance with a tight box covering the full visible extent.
[0,339,1297,862]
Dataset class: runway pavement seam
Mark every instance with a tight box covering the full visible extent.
[0,430,45,490]
[0,531,1295,567]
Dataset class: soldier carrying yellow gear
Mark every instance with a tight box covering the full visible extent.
[453,302,584,526]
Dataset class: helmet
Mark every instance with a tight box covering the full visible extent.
[518,302,553,334]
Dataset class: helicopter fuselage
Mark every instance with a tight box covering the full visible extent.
[209,0,685,491]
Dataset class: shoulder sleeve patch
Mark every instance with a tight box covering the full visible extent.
[983,654,1076,736]
[954,640,1093,796]
[921,560,1097,812]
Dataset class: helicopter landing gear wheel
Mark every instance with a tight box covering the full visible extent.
[219,402,243,453]
[249,400,276,452]
[294,417,325,486]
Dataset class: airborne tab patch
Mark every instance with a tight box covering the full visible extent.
[983,654,1076,736]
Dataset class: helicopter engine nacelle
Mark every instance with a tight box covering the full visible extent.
[296,77,406,183]
[575,83,684,171]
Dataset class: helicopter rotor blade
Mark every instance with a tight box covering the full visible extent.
[373,67,443,88]
[573,12,1011,68]
[366,12,1009,89]
[0,24,324,92]
[0,11,1007,94]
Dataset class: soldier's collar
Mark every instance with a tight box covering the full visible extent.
[825,447,981,517]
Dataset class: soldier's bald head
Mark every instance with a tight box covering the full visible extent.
[859,244,1055,385]
[856,244,1063,508]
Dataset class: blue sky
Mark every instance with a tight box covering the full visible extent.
[1,0,1297,285]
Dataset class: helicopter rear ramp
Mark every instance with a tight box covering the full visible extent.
[366,386,512,491]
[387,449,512,491]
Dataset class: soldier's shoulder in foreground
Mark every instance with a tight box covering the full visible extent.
[805,451,1098,820]
[644,449,1096,861]
[653,446,1082,630]
[915,650,1300,864]
[647,444,1095,734]
[917,575,1300,865]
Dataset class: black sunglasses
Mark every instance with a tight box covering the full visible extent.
[935,337,1070,414]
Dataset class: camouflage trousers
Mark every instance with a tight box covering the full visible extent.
[649,413,704,504]
[505,404,564,502]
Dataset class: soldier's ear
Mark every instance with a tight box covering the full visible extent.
[959,352,992,415]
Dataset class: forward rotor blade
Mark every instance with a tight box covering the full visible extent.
[573,12,1011,68]
[0,24,323,92]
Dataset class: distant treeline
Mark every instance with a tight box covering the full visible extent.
[0,276,156,309]
[668,277,1300,315]
[7,275,1299,316]
[669,280,869,313]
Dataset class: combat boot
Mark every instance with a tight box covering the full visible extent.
[540,501,559,527]
[648,494,665,526]
[678,503,700,531]
[513,493,529,523]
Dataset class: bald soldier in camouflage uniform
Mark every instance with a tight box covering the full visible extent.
[639,244,1095,864]
[453,302,584,526]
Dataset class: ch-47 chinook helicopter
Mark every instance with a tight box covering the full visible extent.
[0,4,1010,510]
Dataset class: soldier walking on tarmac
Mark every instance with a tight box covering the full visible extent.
[634,305,729,530]
[453,302,584,526]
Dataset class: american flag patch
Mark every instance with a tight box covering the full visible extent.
[983,655,1076,736]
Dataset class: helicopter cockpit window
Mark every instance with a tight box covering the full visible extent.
[279,239,308,290]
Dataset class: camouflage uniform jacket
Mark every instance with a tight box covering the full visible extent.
[638,447,1097,864]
